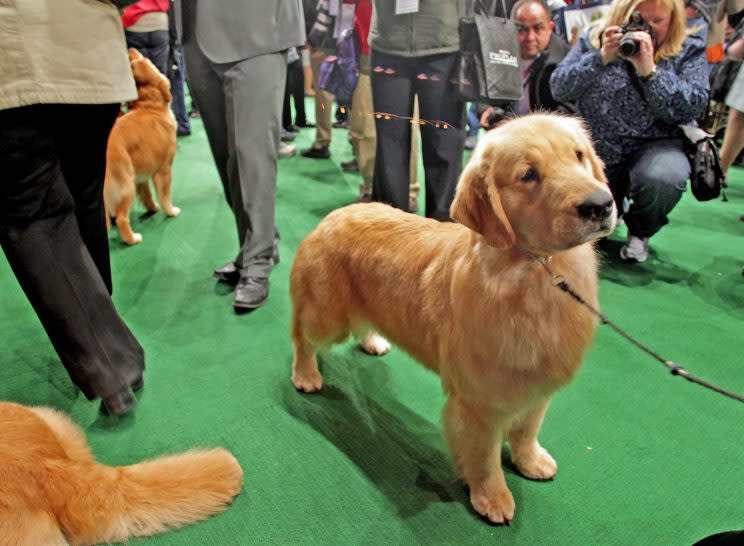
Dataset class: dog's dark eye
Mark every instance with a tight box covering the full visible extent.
[576,150,584,162]
[521,167,539,183]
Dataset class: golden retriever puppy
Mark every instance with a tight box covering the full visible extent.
[0,401,243,545]
[289,114,617,524]
[104,49,179,245]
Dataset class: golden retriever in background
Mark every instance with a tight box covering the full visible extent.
[289,114,617,524]
[0,401,243,545]
[104,49,180,245]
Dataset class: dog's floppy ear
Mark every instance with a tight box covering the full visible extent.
[450,160,515,248]
[158,78,172,104]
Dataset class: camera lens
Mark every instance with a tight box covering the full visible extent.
[619,34,640,57]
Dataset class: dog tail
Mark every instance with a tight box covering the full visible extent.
[77,448,243,543]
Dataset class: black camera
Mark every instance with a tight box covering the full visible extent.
[619,11,655,57]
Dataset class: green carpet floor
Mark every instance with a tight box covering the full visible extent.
[1,110,743,545]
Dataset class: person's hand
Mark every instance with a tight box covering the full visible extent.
[623,31,656,78]
[727,35,744,61]
[480,107,494,129]
[601,26,623,64]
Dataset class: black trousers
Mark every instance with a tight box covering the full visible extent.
[370,50,465,220]
[283,59,307,129]
[0,104,145,400]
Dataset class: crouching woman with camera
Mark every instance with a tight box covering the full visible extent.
[550,0,708,263]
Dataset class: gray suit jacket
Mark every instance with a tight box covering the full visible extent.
[175,0,305,63]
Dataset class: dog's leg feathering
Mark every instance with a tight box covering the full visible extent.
[444,397,515,525]
[507,400,557,480]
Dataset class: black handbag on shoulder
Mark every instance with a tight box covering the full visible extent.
[459,0,523,105]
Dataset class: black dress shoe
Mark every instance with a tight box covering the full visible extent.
[301,146,331,159]
[213,261,241,284]
[234,276,269,311]
[340,159,359,172]
[100,386,137,416]
[296,121,315,128]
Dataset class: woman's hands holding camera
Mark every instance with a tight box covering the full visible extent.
[624,31,656,78]
[601,26,656,78]
[601,26,623,64]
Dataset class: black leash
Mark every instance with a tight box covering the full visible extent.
[518,247,744,405]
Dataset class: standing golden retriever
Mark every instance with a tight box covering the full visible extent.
[289,114,617,524]
[0,401,243,545]
[104,49,180,245]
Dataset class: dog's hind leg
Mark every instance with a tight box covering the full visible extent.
[152,168,180,217]
[443,396,515,525]
[136,180,160,213]
[506,399,557,481]
[0,510,69,546]
[29,406,95,463]
[290,310,325,393]
[353,328,391,356]
[114,191,142,245]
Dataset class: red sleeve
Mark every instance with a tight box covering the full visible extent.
[353,0,372,55]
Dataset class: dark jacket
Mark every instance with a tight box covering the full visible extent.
[480,34,574,127]
[550,31,708,167]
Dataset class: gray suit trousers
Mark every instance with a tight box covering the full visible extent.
[183,42,286,277]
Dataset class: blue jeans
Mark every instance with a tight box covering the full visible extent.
[125,30,169,76]
[608,139,689,238]
[169,47,191,135]
[466,102,479,138]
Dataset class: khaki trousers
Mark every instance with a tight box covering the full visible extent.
[310,49,334,149]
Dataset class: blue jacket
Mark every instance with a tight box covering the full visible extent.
[549,32,709,168]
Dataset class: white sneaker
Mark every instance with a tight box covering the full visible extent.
[278,142,296,158]
[619,235,649,262]
[464,135,477,150]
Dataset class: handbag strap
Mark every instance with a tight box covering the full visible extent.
[471,0,509,19]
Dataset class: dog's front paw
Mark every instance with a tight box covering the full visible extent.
[360,333,390,356]
[165,206,181,217]
[124,233,143,245]
[291,368,323,393]
[470,484,515,525]
[513,445,557,481]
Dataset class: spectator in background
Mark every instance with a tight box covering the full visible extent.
[719,31,744,221]
[0,0,146,416]
[122,0,171,75]
[480,0,573,129]
[303,0,353,159]
[174,0,305,311]
[283,47,309,134]
[167,3,191,137]
[551,0,708,263]
[369,0,465,220]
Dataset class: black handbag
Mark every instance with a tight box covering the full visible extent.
[459,0,523,105]
[679,125,728,202]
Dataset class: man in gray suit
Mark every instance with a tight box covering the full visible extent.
[175,0,305,311]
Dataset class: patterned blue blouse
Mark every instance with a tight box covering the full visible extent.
[549,32,709,168]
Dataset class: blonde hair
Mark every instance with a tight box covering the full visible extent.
[589,0,689,59]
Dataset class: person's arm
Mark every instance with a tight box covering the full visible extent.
[727,35,744,60]
[638,37,710,125]
[549,34,606,102]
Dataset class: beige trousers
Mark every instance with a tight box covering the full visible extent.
[310,49,334,150]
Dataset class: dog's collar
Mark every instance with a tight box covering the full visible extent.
[515,245,552,266]
[515,245,565,285]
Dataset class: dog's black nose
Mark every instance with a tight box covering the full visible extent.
[577,190,614,222]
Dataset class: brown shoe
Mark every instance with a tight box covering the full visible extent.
[409,196,419,213]
[357,193,373,203]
